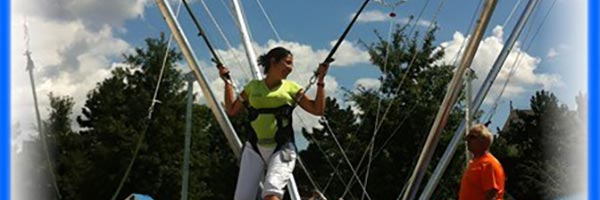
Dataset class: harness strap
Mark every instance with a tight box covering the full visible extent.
[244,103,297,152]
[246,104,295,122]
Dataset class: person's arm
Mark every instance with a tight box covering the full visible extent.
[220,65,246,116]
[484,189,499,200]
[480,161,502,200]
[298,63,329,116]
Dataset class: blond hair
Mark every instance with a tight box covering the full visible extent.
[469,124,494,146]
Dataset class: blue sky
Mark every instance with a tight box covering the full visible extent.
[130,0,586,132]
[9,0,589,198]
[11,0,586,162]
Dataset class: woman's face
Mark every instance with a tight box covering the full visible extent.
[271,54,294,79]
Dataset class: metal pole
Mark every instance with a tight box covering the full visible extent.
[25,50,62,200]
[418,0,538,198]
[231,0,262,80]
[400,1,498,199]
[155,0,243,157]
[465,69,473,169]
[181,73,195,200]
[229,1,305,199]
[155,2,302,199]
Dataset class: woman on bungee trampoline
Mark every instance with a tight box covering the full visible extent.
[219,46,330,200]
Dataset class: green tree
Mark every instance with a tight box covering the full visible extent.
[21,33,245,200]
[295,97,361,198]
[188,103,239,199]
[12,127,56,199]
[295,24,467,199]
[492,90,586,199]
[13,93,80,200]
[44,93,90,200]
[70,33,242,199]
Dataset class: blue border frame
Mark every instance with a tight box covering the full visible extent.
[1,0,9,199]
[589,0,598,199]
[0,1,596,200]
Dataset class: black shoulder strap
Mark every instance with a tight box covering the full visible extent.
[245,104,295,122]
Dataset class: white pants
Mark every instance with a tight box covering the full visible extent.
[234,142,297,200]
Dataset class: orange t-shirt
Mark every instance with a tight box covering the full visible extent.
[459,152,505,200]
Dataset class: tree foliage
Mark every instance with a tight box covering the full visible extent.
[21,33,239,200]
[295,24,467,199]
[492,90,586,199]
[20,27,583,200]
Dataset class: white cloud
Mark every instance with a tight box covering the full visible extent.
[11,16,130,142]
[348,78,383,124]
[188,39,369,134]
[10,123,29,154]
[356,10,433,28]
[397,17,433,28]
[547,48,558,59]
[326,40,371,66]
[10,0,166,144]
[14,0,150,29]
[357,10,390,23]
[436,25,562,104]
[10,0,372,156]
[546,44,570,59]
[10,16,130,196]
[354,78,381,91]
[12,1,145,195]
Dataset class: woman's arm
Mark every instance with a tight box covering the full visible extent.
[298,63,329,116]
[297,87,325,116]
[224,82,247,116]
[220,65,246,116]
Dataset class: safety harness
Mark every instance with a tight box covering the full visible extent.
[243,102,297,156]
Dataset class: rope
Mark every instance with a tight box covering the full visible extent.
[289,0,378,195]
[337,89,442,198]
[181,0,246,94]
[296,115,356,199]
[290,1,375,197]
[296,157,325,194]
[322,161,358,199]
[330,0,448,197]
[346,1,447,197]
[374,0,407,8]
[339,102,419,198]
[110,2,183,199]
[236,0,261,55]
[218,0,237,23]
[221,0,373,196]
[225,0,374,196]
[322,117,374,200]
[205,0,368,197]
[363,7,398,199]
[254,0,282,41]
[405,0,432,39]
[485,0,556,123]
[450,0,484,67]
[370,0,445,138]
[503,0,523,28]
[24,19,63,199]
[199,0,252,80]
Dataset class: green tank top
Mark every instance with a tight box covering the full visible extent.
[244,79,302,143]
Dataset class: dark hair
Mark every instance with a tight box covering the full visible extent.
[257,47,292,74]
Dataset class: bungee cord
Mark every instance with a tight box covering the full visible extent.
[111,1,184,199]
[198,0,252,80]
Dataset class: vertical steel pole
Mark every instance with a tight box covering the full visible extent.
[401,1,498,199]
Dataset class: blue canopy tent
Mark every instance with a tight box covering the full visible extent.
[124,193,153,200]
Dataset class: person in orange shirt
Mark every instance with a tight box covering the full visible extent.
[459,124,506,200]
